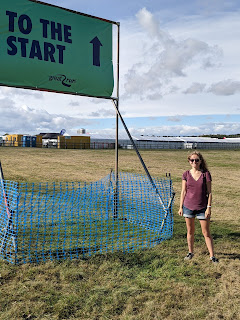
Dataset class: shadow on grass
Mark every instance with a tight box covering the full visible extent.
[220,253,240,260]
[228,232,240,238]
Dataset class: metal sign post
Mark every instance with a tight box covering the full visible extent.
[114,22,120,219]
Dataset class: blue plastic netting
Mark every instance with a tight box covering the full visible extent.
[0,172,174,264]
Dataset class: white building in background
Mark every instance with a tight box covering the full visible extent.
[77,128,86,134]
[89,134,240,150]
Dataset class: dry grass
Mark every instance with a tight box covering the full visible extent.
[1,147,238,223]
[0,147,239,319]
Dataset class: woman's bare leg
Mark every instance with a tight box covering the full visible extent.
[185,218,195,253]
[199,218,214,257]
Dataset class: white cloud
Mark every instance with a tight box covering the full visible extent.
[0,100,91,135]
[0,87,43,99]
[183,80,240,96]
[136,8,160,38]
[208,80,240,96]
[129,122,240,136]
[88,108,117,117]
[123,8,221,101]
[69,101,80,107]
[88,121,240,137]
[183,83,206,94]
[183,79,240,96]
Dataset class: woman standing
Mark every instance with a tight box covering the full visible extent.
[178,151,218,263]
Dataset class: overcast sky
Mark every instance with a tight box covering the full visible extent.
[0,0,240,136]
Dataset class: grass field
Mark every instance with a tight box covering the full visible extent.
[0,147,239,319]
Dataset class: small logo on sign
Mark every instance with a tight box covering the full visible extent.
[49,74,77,87]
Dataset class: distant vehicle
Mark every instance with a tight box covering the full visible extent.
[42,139,58,148]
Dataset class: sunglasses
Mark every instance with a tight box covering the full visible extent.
[189,159,200,163]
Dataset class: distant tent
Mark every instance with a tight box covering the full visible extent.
[40,133,59,139]
[60,129,66,136]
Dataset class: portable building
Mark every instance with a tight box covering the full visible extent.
[5,134,23,147]
[22,135,31,147]
[31,136,37,147]
[57,136,90,149]
[36,135,42,147]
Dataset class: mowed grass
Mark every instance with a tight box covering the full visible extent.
[0,147,239,320]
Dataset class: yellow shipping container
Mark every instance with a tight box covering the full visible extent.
[36,135,43,148]
[5,135,11,146]
[5,134,23,147]
[57,136,90,149]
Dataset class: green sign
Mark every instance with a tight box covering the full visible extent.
[0,0,114,97]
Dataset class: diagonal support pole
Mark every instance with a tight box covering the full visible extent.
[159,190,175,234]
[111,99,172,214]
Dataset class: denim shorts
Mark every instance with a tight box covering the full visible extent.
[183,205,206,220]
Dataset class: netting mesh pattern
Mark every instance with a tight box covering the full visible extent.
[0,173,174,264]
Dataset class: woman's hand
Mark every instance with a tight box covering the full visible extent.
[205,207,211,219]
[178,208,183,216]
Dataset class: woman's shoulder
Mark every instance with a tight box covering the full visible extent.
[182,170,190,180]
